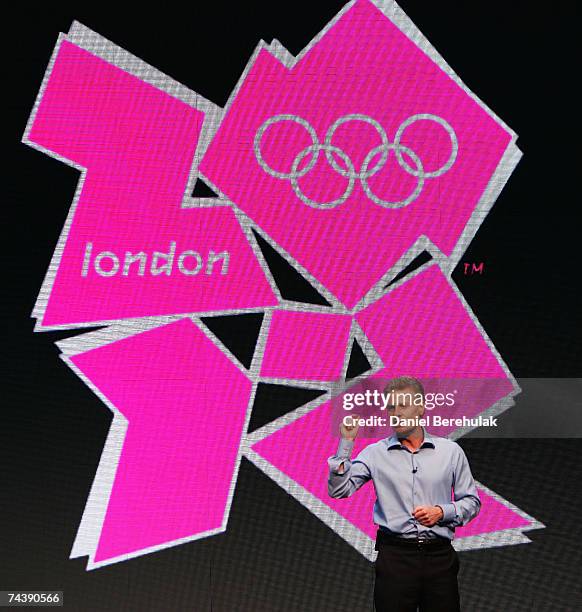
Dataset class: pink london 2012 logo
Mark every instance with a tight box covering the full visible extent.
[24,0,543,570]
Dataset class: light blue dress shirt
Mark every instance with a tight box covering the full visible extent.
[327,429,481,540]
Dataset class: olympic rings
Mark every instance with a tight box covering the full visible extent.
[253,113,458,209]
[290,144,356,208]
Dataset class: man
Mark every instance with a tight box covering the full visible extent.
[328,376,481,612]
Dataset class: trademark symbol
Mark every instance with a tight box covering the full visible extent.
[463,262,485,275]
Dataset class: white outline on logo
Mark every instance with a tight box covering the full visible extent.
[22,0,544,572]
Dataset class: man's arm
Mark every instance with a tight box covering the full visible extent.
[437,445,481,527]
[327,438,372,499]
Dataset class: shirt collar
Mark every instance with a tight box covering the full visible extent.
[384,427,436,450]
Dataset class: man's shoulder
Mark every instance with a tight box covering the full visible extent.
[430,434,456,445]
[429,434,463,453]
[366,439,388,451]
[355,439,386,460]
[430,436,471,465]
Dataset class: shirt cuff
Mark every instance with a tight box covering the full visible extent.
[437,502,457,524]
[337,437,355,460]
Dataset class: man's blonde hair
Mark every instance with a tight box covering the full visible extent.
[383,376,425,402]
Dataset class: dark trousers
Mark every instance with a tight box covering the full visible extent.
[373,535,461,612]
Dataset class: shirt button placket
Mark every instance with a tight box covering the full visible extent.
[411,452,418,537]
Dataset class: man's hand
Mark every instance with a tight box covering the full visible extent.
[340,414,361,441]
[412,505,444,527]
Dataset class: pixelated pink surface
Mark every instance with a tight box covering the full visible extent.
[356,266,509,378]
[200,0,512,308]
[25,0,535,567]
[355,264,515,437]
[252,400,529,541]
[253,265,523,541]
[30,41,277,326]
[69,318,253,561]
[260,310,352,380]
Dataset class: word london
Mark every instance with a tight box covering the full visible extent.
[81,242,230,277]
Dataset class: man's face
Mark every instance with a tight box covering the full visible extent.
[387,386,425,436]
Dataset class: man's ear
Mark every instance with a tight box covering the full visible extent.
[419,404,426,417]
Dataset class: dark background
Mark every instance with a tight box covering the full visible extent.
[3,1,581,610]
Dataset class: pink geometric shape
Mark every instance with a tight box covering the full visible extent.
[356,265,507,377]
[260,310,352,381]
[69,318,253,563]
[200,0,513,308]
[355,264,515,437]
[29,41,277,327]
[252,402,379,539]
[252,399,530,542]
[456,489,530,538]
